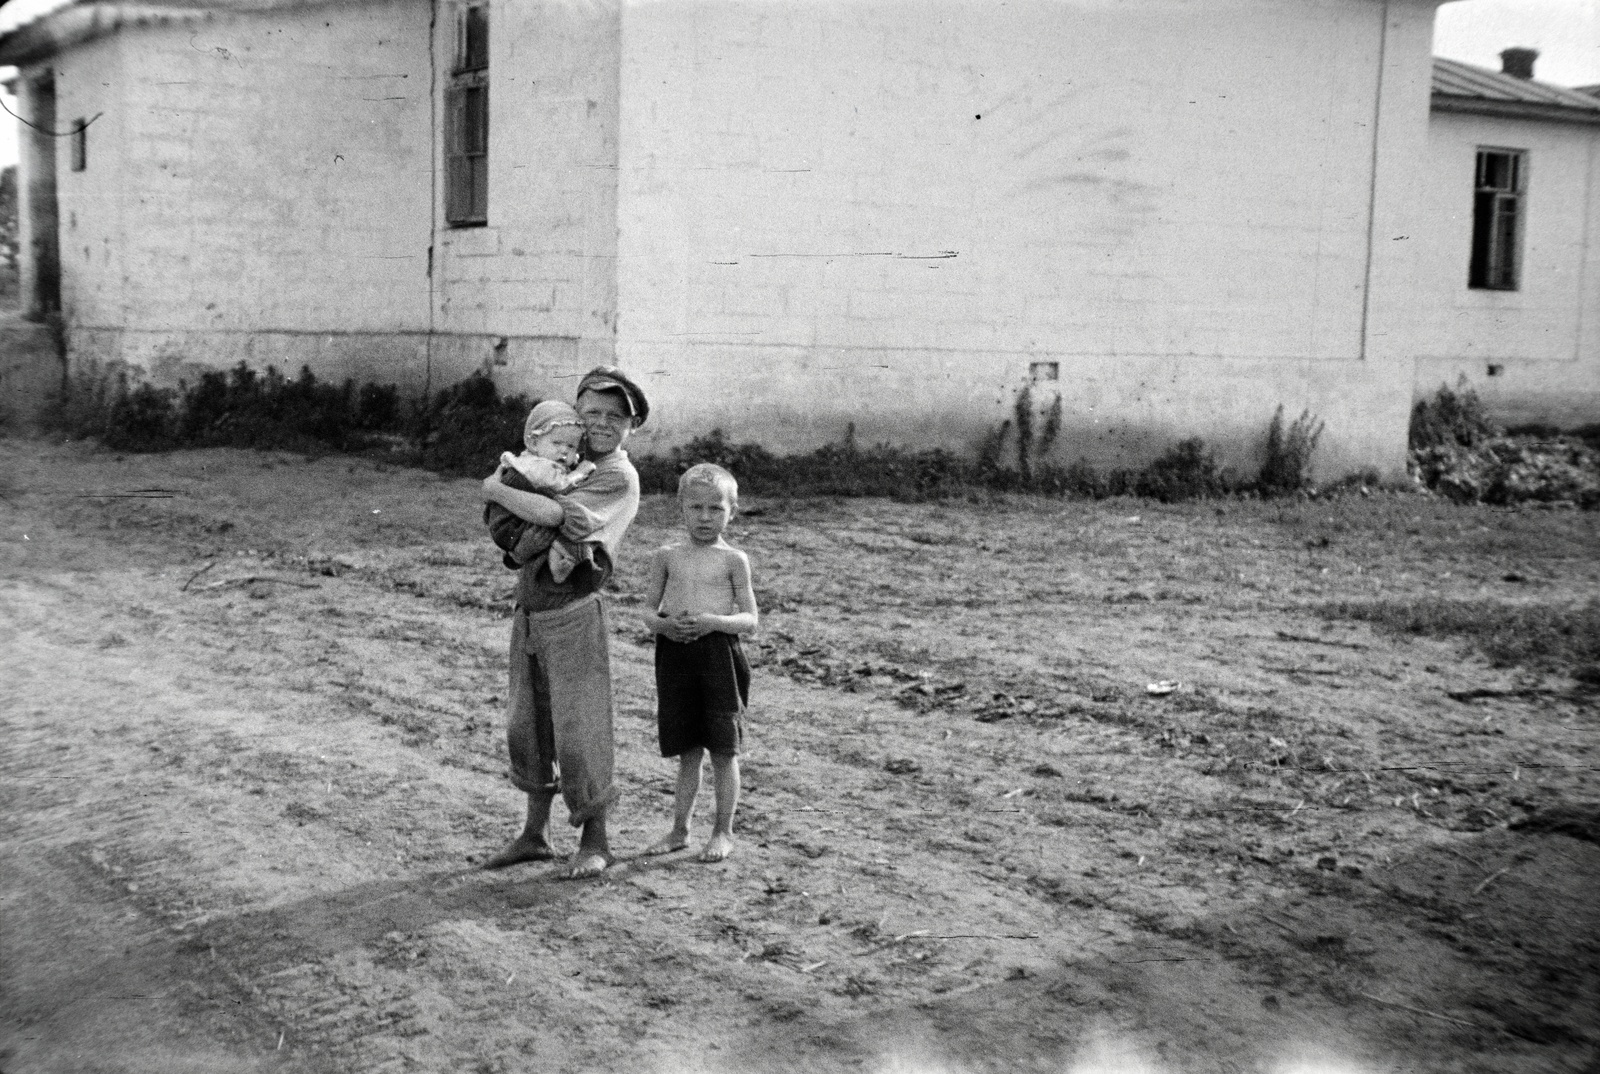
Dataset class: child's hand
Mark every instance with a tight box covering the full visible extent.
[651,612,697,643]
[482,470,504,497]
[672,612,709,642]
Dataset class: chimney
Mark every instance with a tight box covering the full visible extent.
[1499,47,1538,80]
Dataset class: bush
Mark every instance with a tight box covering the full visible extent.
[1407,385,1600,508]
[1258,406,1324,496]
[638,427,972,501]
[37,363,1404,507]
[43,358,415,458]
[1412,436,1600,509]
[40,359,120,442]
[1410,381,1498,450]
[42,361,183,450]
[411,370,534,476]
[1133,438,1230,502]
[105,380,179,451]
[175,363,368,451]
[43,359,416,456]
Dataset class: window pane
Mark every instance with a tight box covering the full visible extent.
[1476,151,1521,194]
[463,86,487,154]
[446,86,464,154]
[460,6,488,71]
[1469,150,1525,290]
[1469,191,1495,287]
[1490,201,1518,288]
[471,156,488,220]
[444,10,489,226]
[447,156,470,221]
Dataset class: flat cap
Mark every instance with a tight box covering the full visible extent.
[575,366,649,427]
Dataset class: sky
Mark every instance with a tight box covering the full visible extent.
[0,0,1595,169]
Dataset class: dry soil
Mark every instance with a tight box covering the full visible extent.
[2,437,1597,1074]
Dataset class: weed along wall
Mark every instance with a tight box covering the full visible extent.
[614,0,1437,477]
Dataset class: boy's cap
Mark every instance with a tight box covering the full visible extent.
[524,399,583,446]
[576,366,649,427]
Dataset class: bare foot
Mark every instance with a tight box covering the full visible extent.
[699,833,734,863]
[645,832,690,856]
[564,851,610,879]
[481,832,558,870]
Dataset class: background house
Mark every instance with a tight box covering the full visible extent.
[1,0,1593,477]
[1412,50,1600,430]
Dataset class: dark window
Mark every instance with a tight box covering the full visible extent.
[457,4,488,73]
[445,4,489,226]
[70,117,86,171]
[1469,149,1524,291]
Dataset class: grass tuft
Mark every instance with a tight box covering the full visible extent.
[1319,596,1600,677]
[1259,406,1325,496]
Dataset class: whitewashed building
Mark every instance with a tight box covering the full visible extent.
[2,0,1595,476]
[1412,52,1600,431]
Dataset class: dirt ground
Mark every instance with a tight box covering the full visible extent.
[2,436,1597,1074]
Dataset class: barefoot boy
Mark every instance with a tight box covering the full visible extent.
[643,463,758,863]
[479,368,647,880]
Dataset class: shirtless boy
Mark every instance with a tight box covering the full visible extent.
[642,463,759,863]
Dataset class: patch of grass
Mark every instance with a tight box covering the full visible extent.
[1319,596,1600,677]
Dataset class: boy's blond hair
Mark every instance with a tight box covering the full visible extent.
[678,463,739,509]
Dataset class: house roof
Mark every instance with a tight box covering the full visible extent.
[0,0,334,65]
[1432,57,1600,126]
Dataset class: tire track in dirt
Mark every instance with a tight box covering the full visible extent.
[4,557,1297,1071]
[6,441,1598,1073]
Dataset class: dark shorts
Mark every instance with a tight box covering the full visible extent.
[655,632,751,757]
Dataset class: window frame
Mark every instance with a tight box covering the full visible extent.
[444,3,489,227]
[1468,147,1526,292]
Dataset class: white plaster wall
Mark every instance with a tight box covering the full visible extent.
[431,0,621,392]
[616,0,1439,476]
[66,0,436,386]
[1412,110,1599,428]
[53,36,127,332]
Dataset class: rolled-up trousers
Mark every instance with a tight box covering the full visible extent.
[506,593,619,826]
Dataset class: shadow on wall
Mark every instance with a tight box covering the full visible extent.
[30,357,1356,503]
[636,386,1337,503]
[0,284,65,431]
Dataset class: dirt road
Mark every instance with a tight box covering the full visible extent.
[2,438,1596,1073]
